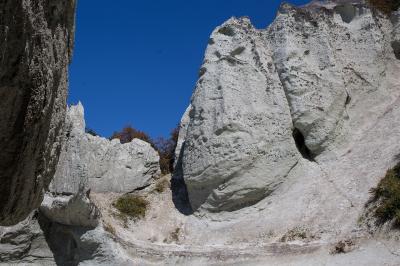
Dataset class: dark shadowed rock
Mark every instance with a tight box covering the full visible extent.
[0,0,76,225]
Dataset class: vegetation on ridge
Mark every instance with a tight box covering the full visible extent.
[370,162,400,226]
[113,194,149,219]
[367,0,400,15]
[110,126,153,145]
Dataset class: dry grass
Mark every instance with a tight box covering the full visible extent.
[331,239,355,254]
[155,178,170,193]
[103,222,116,235]
[113,194,149,220]
[280,227,310,242]
[170,228,181,242]
[370,162,400,226]
[163,227,181,243]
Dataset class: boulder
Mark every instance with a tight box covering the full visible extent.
[86,137,160,193]
[0,0,76,225]
[0,212,54,264]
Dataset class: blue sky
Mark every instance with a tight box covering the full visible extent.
[68,0,310,138]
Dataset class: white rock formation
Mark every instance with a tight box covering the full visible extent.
[177,0,400,214]
[40,103,160,226]
[52,102,161,195]
[174,104,192,168]
[2,1,400,265]
[86,137,160,193]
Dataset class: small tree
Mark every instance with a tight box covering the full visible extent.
[154,125,180,175]
[110,125,153,145]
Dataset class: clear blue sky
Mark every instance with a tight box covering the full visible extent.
[68,0,310,139]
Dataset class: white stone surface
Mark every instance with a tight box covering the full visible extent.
[0,213,54,264]
[41,103,160,227]
[86,137,160,193]
[51,102,160,195]
[177,0,400,214]
[174,104,192,168]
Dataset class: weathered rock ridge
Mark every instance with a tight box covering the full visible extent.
[176,0,400,212]
[51,103,160,195]
[41,103,160,227]
[0,0,76,225]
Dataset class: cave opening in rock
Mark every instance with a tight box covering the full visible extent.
[292,128,314,161]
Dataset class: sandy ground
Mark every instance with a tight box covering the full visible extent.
[89,175,400,265]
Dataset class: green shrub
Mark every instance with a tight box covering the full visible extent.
[113,195,149,219]
[370,162,400,225]
[368,0,400,15]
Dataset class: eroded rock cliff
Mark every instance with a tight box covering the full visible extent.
[176,0,400,214]
[0,0,76,225]
[41,103,160,227]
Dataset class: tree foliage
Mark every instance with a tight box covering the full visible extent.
[110,125,153,145]
[154,126,179,174]
[368,0,400,15]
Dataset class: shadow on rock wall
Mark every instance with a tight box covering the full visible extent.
[38,213,98,266]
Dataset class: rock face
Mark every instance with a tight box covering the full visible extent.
[52,103,161,194]
[86,137,160,193]
[176,0,400,212]
[40,103,160,227]
[0,212,54,264]
[0,0,76,225]
[0,103,160,265]
[40,103,100,228]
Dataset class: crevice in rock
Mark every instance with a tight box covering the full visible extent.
[292,128,314,161]
[391,41,400,60]
[171,142,193,215]
[129,183,151,193]
[345,94,351,106]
